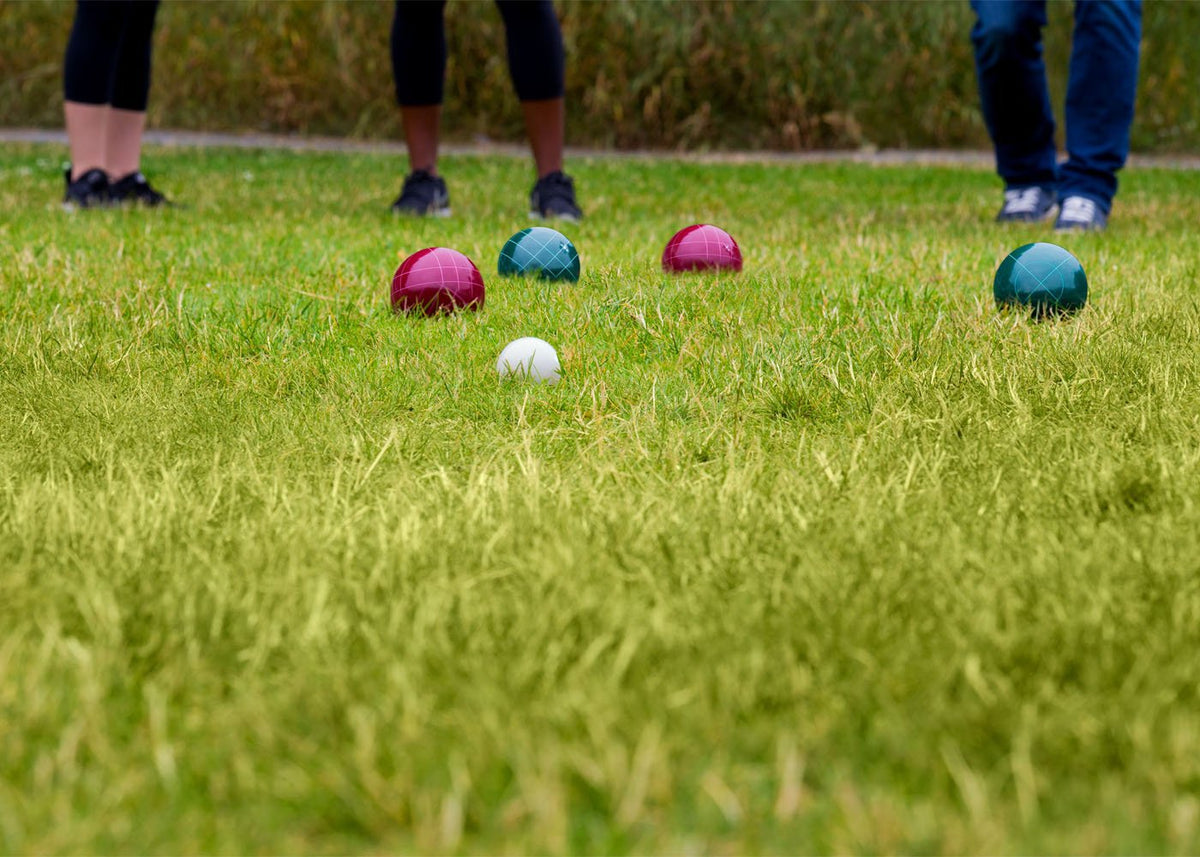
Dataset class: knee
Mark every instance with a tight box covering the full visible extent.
[72,0,129,41]
[1075,0,1142,46]
[972,11,1038,68]
[394,0,445,30]
[495,0,556,28]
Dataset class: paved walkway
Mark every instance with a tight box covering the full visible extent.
[3,127,1198,170]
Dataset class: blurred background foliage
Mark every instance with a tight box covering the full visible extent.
[1,0,1196,152]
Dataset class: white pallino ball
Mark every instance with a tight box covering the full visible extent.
[496,337,561,384]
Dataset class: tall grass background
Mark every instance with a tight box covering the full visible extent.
[2,0,1197,153]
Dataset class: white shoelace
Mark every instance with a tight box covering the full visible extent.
[1058,196,1098,224]
[1002,187,1045,215]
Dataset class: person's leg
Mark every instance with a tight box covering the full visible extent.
[400,105,442,175]
[521,99,564,178]
[495,0,580,218]
[1058,0,1141,214]
[105,109,148,179]
[495,0,565,178]
[392,0,448,174]
[106,0,159,180]
[970,0,1058,191]
[63,0,129,180]
[389,0,451,214]
[62,103,109,182]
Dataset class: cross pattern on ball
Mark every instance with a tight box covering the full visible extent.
[498,227,580,281]
[663,224,742,272]
[512,230,566,266]
[392,247,484,315]
[994,242,1087,314]
[1012,255,1075,303]
[424,250,478,292]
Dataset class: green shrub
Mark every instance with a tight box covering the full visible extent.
[1,0,1196,152]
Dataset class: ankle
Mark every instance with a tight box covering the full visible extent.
[72,165,107,182]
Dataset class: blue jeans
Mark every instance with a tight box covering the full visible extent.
[970,0,1141,212]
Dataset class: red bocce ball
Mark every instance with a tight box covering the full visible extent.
[391,247,485,316]
[662,224,743,273]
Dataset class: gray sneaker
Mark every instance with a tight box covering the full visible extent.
[1054,195,1108,232]
[996,186,1057,222]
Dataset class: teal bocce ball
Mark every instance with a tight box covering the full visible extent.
[994,242,1088,317]
[498,227,581,282]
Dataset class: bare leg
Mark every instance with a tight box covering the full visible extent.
[401,105,441,174]
[63,101,108,179]
[105,107,148,179]
[521,97,565,178]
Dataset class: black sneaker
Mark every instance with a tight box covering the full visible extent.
[530,170,582,221]
[391,169,451,217]
[110,171,171,207]
[996,186,1056,222]
[63,167,110,210]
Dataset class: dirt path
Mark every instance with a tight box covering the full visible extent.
[3,127,1198,170]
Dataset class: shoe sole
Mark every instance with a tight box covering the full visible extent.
[996,205,1058,224]
[111,198,174,208]
[392,207,452,218]
[61,200,112,212]
[529,210,581,223]
[64,199,173,211]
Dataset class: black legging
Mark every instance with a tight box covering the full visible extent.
[63,0,160,111]
[391,0,565,106]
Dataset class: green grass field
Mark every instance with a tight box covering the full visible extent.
[2,144,1200,854]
